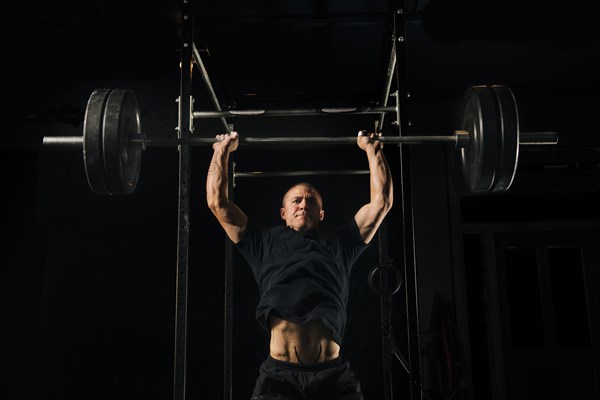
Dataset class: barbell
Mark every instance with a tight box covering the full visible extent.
[42,85,558,195]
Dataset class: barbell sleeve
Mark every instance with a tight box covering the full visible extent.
[519,131,558,145]
[42,136,84,148]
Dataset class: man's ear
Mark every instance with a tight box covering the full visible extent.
[280,207,286,220]
[319,210,325,221]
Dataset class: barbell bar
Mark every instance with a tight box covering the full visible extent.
[42,85,558,195]
[45,131,556,148]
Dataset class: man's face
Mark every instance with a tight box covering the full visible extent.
[280,185,324,232]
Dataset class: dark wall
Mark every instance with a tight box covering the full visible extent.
[3,2,600,399]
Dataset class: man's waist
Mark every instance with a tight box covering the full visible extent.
[268,316,340,366]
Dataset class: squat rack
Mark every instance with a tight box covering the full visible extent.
[173,1,420,400]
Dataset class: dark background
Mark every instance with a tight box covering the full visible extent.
[2,1,599,400]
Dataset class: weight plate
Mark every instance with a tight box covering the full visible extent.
[102,89,142,195]
[83,89,112,195]
[461,85,500,192]
[490,85,519,192]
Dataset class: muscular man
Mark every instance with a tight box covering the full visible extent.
[206,130,393,399]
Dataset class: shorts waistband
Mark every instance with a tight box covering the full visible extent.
[266,355,346,372]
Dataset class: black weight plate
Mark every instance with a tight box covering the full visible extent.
[490,85,519,192]
[83,89,112,195]
[102,89,142,195]
[461,86,500,192]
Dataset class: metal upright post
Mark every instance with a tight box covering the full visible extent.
[173,1,194,400]
[375,8,399,400]
[377,220,394,400]
[223,167,235,400]
[392,1,423,399]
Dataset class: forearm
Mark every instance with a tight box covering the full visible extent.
[366,146,393,212]
[206,148,231,212]
[205,132,247,243]
[354,143,394,243]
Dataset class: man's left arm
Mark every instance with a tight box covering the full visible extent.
[354,131,394,244]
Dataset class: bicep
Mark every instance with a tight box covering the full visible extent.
[354,203,386,244]
[212,202,249,244]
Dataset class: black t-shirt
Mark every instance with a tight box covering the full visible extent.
[234,219,368,345]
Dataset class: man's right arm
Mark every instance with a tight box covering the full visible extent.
[206,131,248,244]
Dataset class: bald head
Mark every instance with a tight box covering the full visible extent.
[280,182,324,232]
[281,182,323,208]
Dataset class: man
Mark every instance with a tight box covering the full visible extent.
[206,130,393,399]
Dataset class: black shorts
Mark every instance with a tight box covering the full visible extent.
[251,356,363,400]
